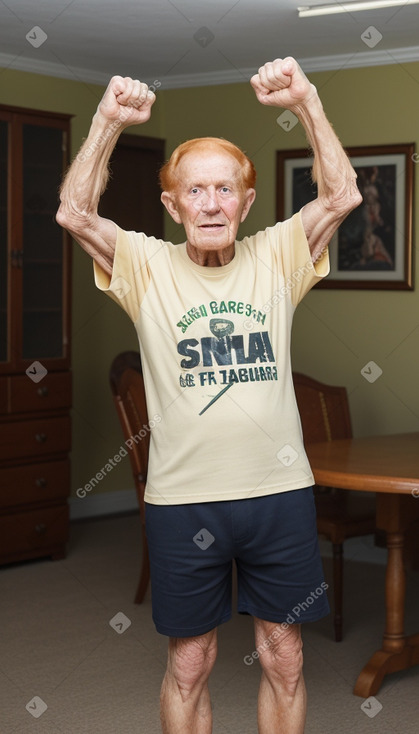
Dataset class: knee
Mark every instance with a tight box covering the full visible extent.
[167,632,217,697]
[258,625,304,697]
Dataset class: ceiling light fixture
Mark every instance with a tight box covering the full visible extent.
[298,0,419,17]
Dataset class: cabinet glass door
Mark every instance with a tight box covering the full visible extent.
[22,124,64,359]
[0,121,8,363]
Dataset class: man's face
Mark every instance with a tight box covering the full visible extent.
[161,149,255,263]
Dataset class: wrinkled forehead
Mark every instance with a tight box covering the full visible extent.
[174,148,244,189]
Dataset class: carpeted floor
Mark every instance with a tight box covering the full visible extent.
[1,513,418,733]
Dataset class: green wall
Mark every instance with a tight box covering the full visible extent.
[2,62,418,500]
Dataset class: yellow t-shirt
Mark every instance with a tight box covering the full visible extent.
[94,211,330,505]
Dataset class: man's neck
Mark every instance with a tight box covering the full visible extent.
[186,242,236,267]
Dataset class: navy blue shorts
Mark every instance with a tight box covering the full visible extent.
[144,488,330,637]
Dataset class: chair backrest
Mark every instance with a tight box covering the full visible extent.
[293,372,352,445]
[109,351,149,515]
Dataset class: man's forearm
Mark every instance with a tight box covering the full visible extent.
[56,76,155,272]
[292,89,361,212]
[58,112,123,225]
[250,58,362,258]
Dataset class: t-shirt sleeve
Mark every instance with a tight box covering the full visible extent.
[93,225,156,323]
[267,210,330,306]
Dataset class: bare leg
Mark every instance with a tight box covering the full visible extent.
[160,628,217,734]
[254,618,306,734]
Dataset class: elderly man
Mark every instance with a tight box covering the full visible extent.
[57,57,361,734]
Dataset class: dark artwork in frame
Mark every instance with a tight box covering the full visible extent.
[276,144,414,290]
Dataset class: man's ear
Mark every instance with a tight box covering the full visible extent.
[240,188,256,223]
[161,191,182,224]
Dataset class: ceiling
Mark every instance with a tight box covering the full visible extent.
[1,0,419,89]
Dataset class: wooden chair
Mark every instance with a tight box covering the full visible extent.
[109,351,150,603]
[293,372,376,641]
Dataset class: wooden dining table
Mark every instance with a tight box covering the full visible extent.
[306,431,419,697]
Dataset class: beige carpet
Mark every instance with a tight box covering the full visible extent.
[0,513,418,733]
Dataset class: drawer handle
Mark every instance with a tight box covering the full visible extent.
[37,386,49,397]
[35,523,47,534]
[35,433,47,443]
[36,477,47,488]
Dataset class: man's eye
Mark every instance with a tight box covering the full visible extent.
[191,188,199,194]
[221,187,230,193]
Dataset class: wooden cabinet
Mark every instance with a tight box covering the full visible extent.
[0,104,72,564]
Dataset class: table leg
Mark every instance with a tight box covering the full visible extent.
[353,497,419,697]
[383,532,406,653]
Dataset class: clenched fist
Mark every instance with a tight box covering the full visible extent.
[98,76,156,127]
[250,57,315,110]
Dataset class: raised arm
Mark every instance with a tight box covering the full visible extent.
[56,76,156,275]
[250,57,362,262]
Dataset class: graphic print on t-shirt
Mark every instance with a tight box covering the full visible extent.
[176,299,278,414]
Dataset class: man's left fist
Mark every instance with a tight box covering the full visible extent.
[250,57,315,110]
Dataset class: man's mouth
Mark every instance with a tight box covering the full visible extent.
[199,223,225,229]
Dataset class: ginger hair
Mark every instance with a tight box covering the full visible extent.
[159,137,256,193]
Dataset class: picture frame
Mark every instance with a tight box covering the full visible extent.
[276,144,415,290]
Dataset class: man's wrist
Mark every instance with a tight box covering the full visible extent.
[92,109,125,135]
[289,84,322,116]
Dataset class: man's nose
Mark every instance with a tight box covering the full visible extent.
[201,188,220,213]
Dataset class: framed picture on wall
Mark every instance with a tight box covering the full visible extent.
[276,144,415,290]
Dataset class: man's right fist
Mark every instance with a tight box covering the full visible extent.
[98,76,156,126]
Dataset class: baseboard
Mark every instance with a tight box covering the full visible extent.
[69,488,138,520]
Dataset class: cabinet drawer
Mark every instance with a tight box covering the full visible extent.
[0,416,71,460]
[8,372,71,413]
[0,459,70,508]
[0,504,69,558]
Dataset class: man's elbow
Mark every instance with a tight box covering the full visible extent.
[56,203,92,235]
[346,185,363,212]
[323,184,363,218]
[56,204,69,230]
